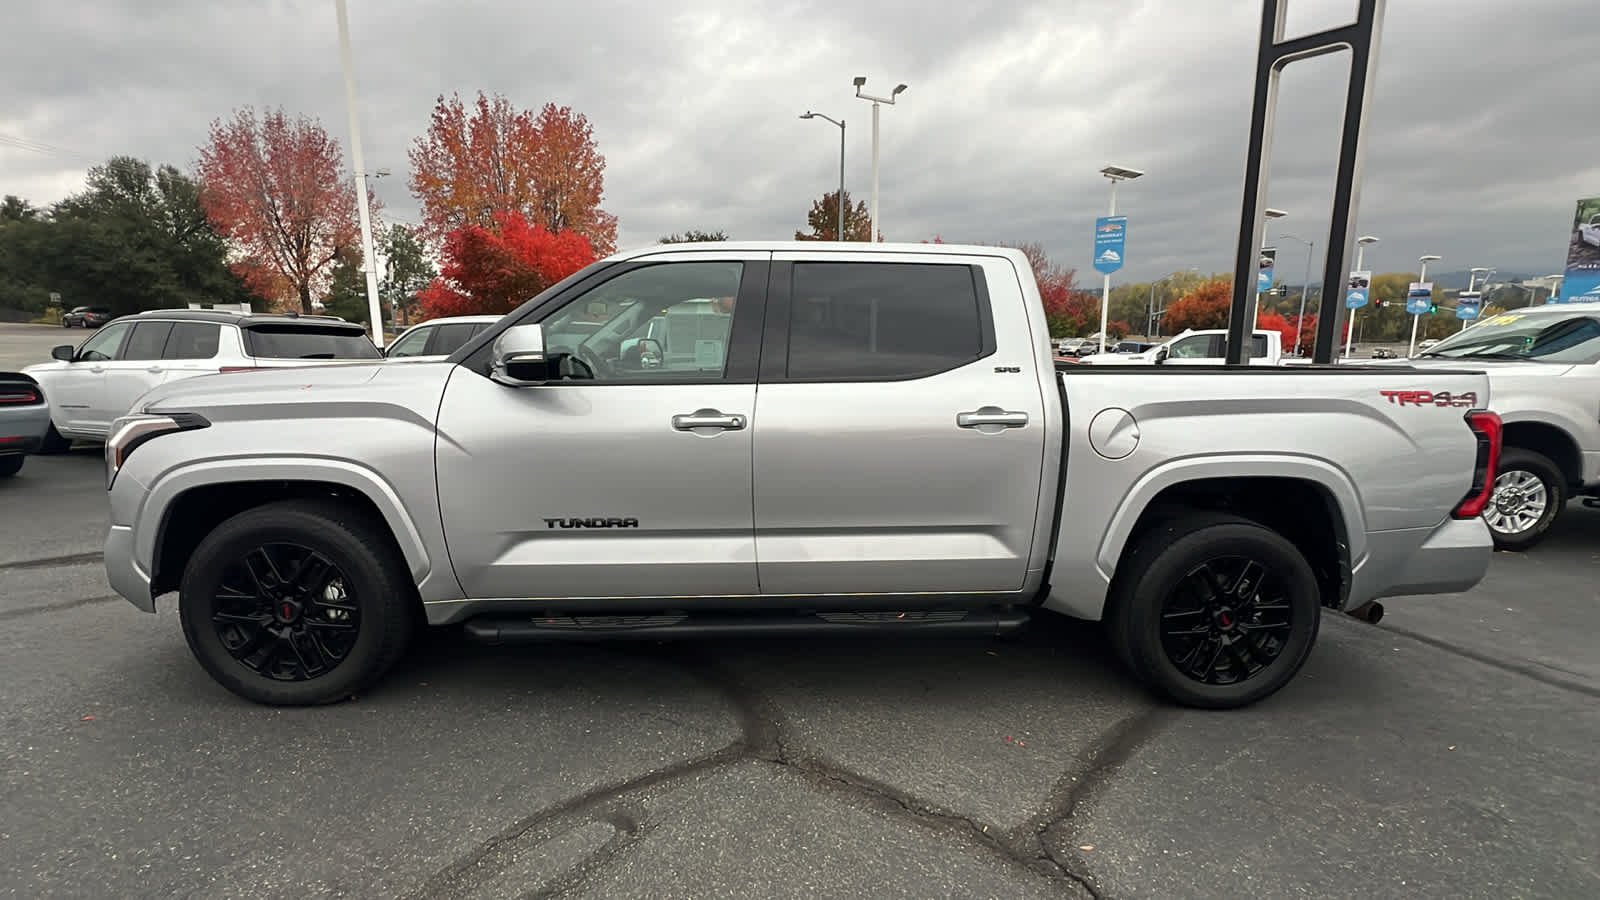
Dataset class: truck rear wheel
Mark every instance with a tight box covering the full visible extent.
[178,499,417,706]
[1106,513,1321,709]
[1481,447,1565,552]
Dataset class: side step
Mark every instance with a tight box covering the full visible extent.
[461,609,1032,644]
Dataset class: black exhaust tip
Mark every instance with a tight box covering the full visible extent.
[1345,600,1384,624]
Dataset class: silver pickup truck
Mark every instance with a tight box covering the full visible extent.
[101,243,1502,710]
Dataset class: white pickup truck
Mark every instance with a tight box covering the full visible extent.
[1379,302,1600,549]
[1076,328,1285,366]
[1579,213,1600,248]
[101,242,1500,710]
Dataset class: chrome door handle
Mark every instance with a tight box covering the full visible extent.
[146,366,164,373]
[89,366,105,373]
[672,410,747,431]
[957,408,1029,429]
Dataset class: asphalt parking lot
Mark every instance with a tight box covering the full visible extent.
[2,321,1598,899]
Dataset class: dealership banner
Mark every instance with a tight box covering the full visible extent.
[1457,291,1481,320]
[1562,196,1600,303]
[1346,270,1372,309]
[1258,248,1277,292]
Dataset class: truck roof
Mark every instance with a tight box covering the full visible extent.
[616,240,1033,264]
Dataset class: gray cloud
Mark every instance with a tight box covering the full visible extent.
[2,0,1596,285]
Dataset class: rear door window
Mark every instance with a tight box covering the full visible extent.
[242,325,381,359]
[120,322,173,361]
[163,323,222,360]
[425,322,485,356]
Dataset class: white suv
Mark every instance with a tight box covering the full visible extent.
[24,309,382,450]
[384,315,501,362]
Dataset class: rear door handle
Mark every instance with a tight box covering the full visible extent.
[957,408,1029,429]
[146,366,164,373]
[672,410,747,431]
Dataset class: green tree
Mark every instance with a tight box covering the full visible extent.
[320,245,372,323]
[795,189,874,241]
[1,195,39,222]
[379,223,435,326]
[659,229,728,243]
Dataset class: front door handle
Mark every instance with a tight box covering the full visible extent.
[957,408,1029,430]
[146,366,164,373]
[672,410,747,432]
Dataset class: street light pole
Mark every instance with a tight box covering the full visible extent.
[853,77,906,242]
[1255,208,1287,325]
[1279,234,1314,356]
[1410,254,1441,357]
[333,0,384,347]
[800,112,846,239]
[1097,165,1144,354]
[1345,235,1378,358]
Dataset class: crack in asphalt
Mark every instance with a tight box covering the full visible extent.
[405,644,1149,900]
[0,594,122,621]
[0,551,103,571]
[1378,621,1600,699]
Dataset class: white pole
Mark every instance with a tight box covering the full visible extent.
[1346,242,1365,359]
[1408,258,1430,358]
[334,0,384,348]
[1099,181,1117,354]
[869,102,880,242]
[1292,241,1312,356]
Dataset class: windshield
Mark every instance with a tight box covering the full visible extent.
[1420,311,1600,364]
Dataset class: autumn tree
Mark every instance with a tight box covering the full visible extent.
[380,223,436,326]
[417,210,596,318]
[660,229,728,243]
[197,107,370,313]
[1162,278,1234,332]
[409,92,617,255]
[795,189,873,241]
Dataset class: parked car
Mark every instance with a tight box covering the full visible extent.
[0,372,51,477]
[1078,329,1284,366]
[1579,213,1600,248]
[1386,301,1600,550]
[1371,347,1398,359]
[23,309,382,449]
[61,306,113,328]
[102,242,1497,710]
[384,315,501,362]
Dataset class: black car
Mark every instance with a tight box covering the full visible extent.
[61,306,112,328]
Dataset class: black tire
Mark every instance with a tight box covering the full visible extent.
[178,499,417,706]
[36,423,71,455]
[1482,447,1565,552]
[61,319,71,328]
[1105,512,1321,709]
[0,455,22,477]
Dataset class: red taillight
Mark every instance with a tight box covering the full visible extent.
[0,386,42,404]
[1453,409,1502,519]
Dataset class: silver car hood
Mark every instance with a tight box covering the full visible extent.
[134,361,457,416]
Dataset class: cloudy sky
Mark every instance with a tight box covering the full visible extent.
[3,0,1597,285]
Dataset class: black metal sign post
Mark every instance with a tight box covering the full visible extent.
[1225,0,1387,365]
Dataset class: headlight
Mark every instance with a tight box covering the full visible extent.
[105,412,209,489]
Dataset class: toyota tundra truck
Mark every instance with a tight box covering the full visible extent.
[100,242,1502,710]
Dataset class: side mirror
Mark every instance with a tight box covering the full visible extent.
[52,345,75,362]
[490,324,551,386]
[1153,347,1169,365]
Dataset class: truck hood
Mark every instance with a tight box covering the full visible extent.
[132,361,457,419]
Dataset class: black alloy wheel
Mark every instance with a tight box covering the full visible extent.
[1158,556,1294,686]
[210,542,360,682]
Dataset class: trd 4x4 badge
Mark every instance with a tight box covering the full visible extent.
[1378,390,1479,408]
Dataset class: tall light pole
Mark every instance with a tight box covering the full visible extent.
[853,76,906,242]
[1409,253,1441,357]
[1467,266,1494,293]
[1254,208,1287,324]
[1345,234,1378,358]
[1279,233,1314,356]
[1097,165,1144,353]
[334,0,384,347]
[1147,266,1198,338]
[800,112,846,240]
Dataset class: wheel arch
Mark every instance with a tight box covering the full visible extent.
[142,459,437,598]
[1497,419,1583,492]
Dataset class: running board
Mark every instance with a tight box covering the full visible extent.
[461,609,1032,644]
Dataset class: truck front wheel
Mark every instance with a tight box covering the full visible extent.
[1106,513,1321,709]
[178,499,417,706]
[1481,447,1565,552]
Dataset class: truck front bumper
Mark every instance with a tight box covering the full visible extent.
[105,524,156,612]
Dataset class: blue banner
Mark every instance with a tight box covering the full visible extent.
[1257,248,1277,292]
[1562,196,1600,303]
[1093,216,1126,274]
[1345,270,1371,309]
[1457,291,1480,320]
[1406,282,1433,315]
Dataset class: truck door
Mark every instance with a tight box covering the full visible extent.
[753,252,1048,596]
[435,253,769,600]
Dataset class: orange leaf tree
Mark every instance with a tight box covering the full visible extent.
[795,189,874,241]
[1162,278,1233,332]
[196,107,371,313]
[417,210,597,318]
[409,92,617,255]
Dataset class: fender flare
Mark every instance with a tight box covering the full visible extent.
[137,456,433,585]
[1094,453,1368,578]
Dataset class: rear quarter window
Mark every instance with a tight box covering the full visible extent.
[242,325,382,360]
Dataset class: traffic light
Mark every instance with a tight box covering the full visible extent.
[1374,298,1384,307]
[1429,303,1437,313]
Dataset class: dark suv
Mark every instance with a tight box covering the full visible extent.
[62,306,113,328]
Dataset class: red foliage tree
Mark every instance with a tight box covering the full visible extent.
[197,107,372,313]
[1272,312,1349,356]
[1162,278,1233,333]
[417,210,597,318]
[409,92,616,254]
